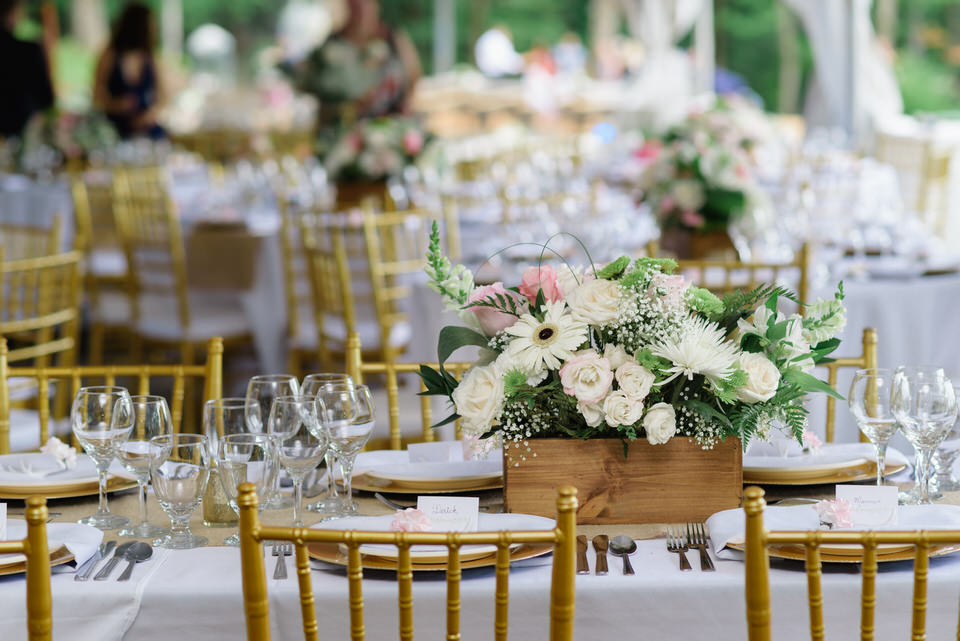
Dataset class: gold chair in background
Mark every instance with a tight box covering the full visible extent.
[744,485,960,640]
[0,216,61,261]
[278,198,321,376]
[822,327,878,444]
[237,483,577,641]
[875,130,953,238]
[0,496,53,641]
[0,336,223,453]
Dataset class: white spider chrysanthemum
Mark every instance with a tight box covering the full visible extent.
[504,301,588,372]
[651,316,740,387]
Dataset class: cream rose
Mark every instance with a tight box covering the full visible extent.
[578,401,605,428]
[643,402,677,445]
[615,363,655,402]
[556,265,594,298]
[736,352,781,404]
[559,351,614,404]
[566,278,621,326]
[451,364,505,435]
[603,343,636,370]
[603,391,644,428]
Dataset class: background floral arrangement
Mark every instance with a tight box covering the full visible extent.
[636,100,771,233]
[420,224,846,454]
[318,117,429,183]
[6,110,118,173]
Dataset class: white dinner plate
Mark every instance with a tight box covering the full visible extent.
[364,461,503,490]
[0,453,102,486]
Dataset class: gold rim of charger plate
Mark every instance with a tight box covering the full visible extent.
[307,540,552,572]
[742,461,907,486]
[0,476,138,500]
[0,545,74,576]
[728,541,960,564]
[349,473,503,495]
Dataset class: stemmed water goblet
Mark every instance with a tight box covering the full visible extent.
[849,369,898,486]
[932,383,960,493]
[202,397,261,527]
[246,375,299,509]
[315,383,375,518]
[301,373,353,513]
[891,367,958,505]
[217,433,276,546]
[72,386,134,530]
[117,395,172,538]
[267,396,329,527]
[150,434,211,549]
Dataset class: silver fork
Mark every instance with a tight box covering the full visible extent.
[686,522,716,572]
[272,542,291,580]
[666,526,692,571]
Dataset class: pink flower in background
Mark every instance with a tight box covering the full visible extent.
[648,273,689,307]
[467,282,524,336]
[390,508,432,532]
[680,210,705,228]
[346,132,364,152]
[802,429,823,452]
[815,499,853,529]
[634,141,662,161]
[518,265,562,304]
[402,130,424,156]
[659,195,676,213]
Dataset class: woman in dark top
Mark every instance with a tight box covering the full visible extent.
[93,2,165,139]
[0,0,55,138]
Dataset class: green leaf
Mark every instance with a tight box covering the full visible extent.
[437,326,490,367]
[682,398,733,428]
[431,413,460,428]
[783,369,844,400]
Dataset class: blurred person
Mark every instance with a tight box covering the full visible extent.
[93,2,165,139]
[0,0,55,138]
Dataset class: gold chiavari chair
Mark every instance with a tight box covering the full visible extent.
[0,496,53,641]
[875,130,953,237]
[279,198,321,376]
[0,216,61,261]
[0,336,223,453]
[744,485,960,640]
[822,327,878,444]
[237,483,578,641]
[346,333,472,450]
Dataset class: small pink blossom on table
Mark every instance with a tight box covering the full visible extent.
[815,498,853,529]
[801,429,823,453]
[391,509,432,532]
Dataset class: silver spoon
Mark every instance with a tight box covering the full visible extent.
[609,535,637,575]
[117,542,153,581]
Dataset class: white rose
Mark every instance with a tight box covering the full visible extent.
[615,363,655,402]
[736,352,781,404]
[603,343,636,370]
[578,401,605,428]
[556,265,593,298]
[643,402,677,445]
[452,364,505,435]
[566,278,621,326]
[671,179,706,211]
[559,350,613,404]
[603,391,644,428]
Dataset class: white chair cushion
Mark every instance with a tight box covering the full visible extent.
[136,293,250,341]
[90,290,132,324]
[88,248,127,278]
[8,409,71,453]
[291,314,411,353]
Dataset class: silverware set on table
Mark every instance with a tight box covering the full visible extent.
[74,540,154,582]
[271,542,293,580]
[576,523,715,575]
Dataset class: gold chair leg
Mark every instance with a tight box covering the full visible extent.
[180,341,198,433]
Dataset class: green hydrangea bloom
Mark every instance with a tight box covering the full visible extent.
[686,286,724,319]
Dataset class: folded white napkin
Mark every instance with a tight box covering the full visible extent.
[706,504,960,558]
[1,519,103,570]
[743,442,909,470]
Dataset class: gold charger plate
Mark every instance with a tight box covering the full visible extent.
[0,545,74,576]
[728,541,960,564]
[0,476,138,500]
[743,460,907,486]
[308,541,551,572]
[349,473,503,495]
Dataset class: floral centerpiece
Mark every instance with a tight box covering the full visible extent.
[10,110,118,173]
[420,223,846,453]
[318,117,429,184]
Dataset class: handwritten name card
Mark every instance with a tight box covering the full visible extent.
[835,485,899,527]
[417,496,479,532]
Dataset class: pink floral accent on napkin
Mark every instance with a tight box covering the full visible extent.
[390,509,432,532]
[802,429,823,453]
[815,499,853,529]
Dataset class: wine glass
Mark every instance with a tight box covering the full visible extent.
[932,383,960,492]
[849,369,898,486]
[117,395,172,538]
[150,434,211,549]
[246,375,299,509]
[891,368,958,505]
[301,373,353,513]
[267,396,329,527]
[72,386,134,530]
[217,433,276,546]
[316,383,375,518]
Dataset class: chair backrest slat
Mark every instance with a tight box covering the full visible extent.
[824,328,878,443]
[397,544,414,641]
[294,544,319,641]
[447,541,462,639]
[347,542,365,641]
[913,542,930,640]
[861,539,878,640]
[494,540,511,641]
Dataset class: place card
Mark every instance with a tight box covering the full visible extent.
[836,485,899,527]
[0,503,6,540]
[408,441,463,463]
[417,496,479,532]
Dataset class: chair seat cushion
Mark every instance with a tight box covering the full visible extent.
[89,248,127,278]
[8,409,71,452]
[90,290,132,324]
[292,314,411,353]
[136,294,251,342]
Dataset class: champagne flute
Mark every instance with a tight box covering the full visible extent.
[932,383,960,492]
[117,395,172,538]
[218,433,276,546]
[72,386,134,530]
[849,369,898,486]
[301,373,353,513]
[892,368,958,505]
[150,434,211,549]
[246,375,299,509]
[316,383,375,518]
[267,396,329,527]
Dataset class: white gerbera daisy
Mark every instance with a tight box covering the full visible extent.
[651,316,740,387]
[504,301,588,372]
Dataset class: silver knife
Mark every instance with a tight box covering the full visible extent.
[75,540,116,582]
[94,541,134,581]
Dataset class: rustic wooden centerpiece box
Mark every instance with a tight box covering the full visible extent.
[503,436,742,524]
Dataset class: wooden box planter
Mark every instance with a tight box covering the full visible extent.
[503,437,742,524]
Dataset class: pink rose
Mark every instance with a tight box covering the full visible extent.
[559,351,614,404]
[347,132,363,152]
[634,141,662,161]
[390,508,432,532]
[680,210,705,228]
[648,273,689,307]
[659,195,676,213]
[467,282,525,336]
[815,499,852,529]
[518,265,562,305]
[402,130,424,156]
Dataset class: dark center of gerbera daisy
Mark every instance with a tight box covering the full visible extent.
[533,323,558,346]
